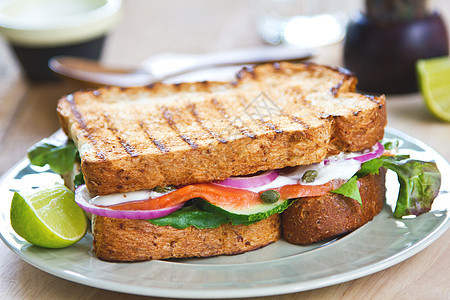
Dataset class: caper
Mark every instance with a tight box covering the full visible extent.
[383,142,393,150]
[383,140,399,150]
[260,190,280,204]
[302,170,318,183]
[153,185,175,193]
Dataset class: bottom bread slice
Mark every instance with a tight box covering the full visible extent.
[92,213,281,262]
[282,169,386,244]
[92,170,385,261]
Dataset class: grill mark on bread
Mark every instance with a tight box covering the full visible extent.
[66,95,89,132]
[319,112,332,118]
[365,94,384,108]
[210,98,256,139]
[283,113,310,129]
[304,62,355,79]
[188,103,228,143]
[263,121,283,133]
[117,138,139,157]
[330,67,354,97]
[161,106,199,149]
[103,114,139,157]
[139,121,170,153]
[65,94,106,160]
[335,66,354,77]
[236,66,256,80]
[331,81,344,97]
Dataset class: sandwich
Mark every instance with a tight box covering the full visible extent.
[29,62,441,262]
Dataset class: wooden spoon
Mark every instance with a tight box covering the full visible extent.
[49,47,315,87]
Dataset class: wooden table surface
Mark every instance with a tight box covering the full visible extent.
[0,1,449,299]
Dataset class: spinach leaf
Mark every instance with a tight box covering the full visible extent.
[149,205,230,229]
[28,139,78,174]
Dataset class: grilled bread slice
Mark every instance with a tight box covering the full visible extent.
[57,62,386,195]
[282,169,386,244]
[92,214,281,262]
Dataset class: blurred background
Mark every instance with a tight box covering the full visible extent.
[1,0,448,88]
[1,0,448,82]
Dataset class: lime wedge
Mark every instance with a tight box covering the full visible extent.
[416,56,450,122]
[10,185,87,248]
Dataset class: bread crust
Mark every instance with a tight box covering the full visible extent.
[57,62,386,195]
[282,169,386,244]
[93,214,281,262]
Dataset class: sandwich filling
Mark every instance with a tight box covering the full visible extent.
[73,142,386,227]
[88,154,363,210]
[28,138,441,229]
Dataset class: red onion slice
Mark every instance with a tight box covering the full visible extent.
[215,170,279,189]
[351,142,384,163]
[323,142,385,165]
[74,185,183,220]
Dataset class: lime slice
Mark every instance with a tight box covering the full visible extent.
[10,185,87,248]
[416,56,450,122]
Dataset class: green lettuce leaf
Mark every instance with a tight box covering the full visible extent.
[27,140,78,174]
[333,155,410,203]
[74,172,85,188]
[331,154,441,218]
[331,176,361,205]
[383,159,441,218]
[356,155,410,178]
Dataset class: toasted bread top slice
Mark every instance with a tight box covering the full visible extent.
[57,63,386,195]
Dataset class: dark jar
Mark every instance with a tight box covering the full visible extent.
[344,12,449,94]
[11,36,106,81]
